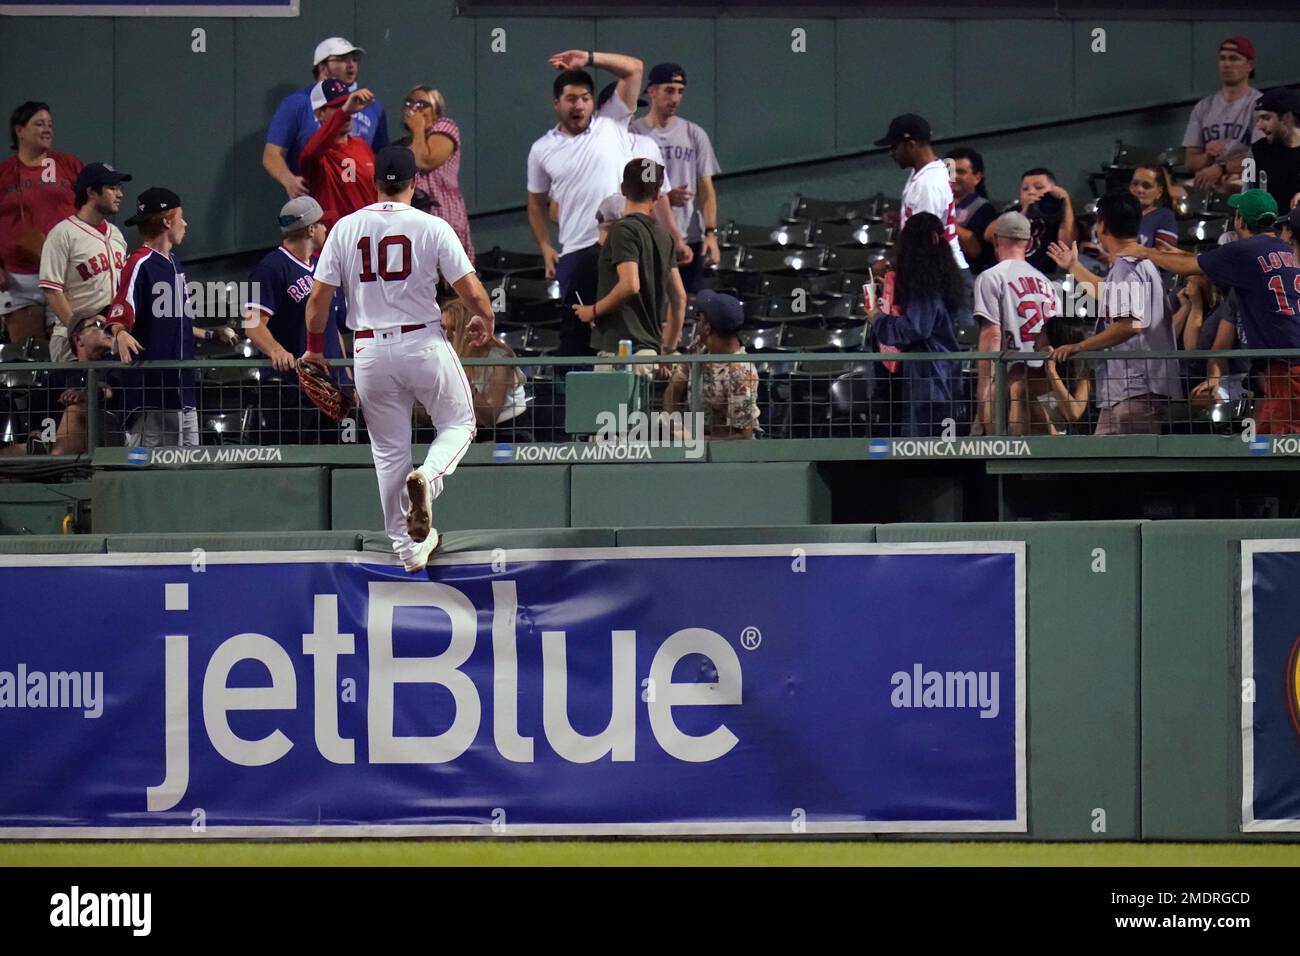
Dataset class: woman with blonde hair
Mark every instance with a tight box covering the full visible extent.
[401,85,474,262]
[441,299,528,434]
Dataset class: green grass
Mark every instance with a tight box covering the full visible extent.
[3,841,1299,867]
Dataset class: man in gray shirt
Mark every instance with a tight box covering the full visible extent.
[1186,36,1263,191]
[630,63,722,292]
[1048,192,1181,435]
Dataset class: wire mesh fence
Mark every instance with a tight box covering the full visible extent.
[0,348,1296,456]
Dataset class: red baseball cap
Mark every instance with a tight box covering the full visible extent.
[1220,36,1256,60]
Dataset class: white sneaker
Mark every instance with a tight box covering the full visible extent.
[402,528,441,573]
[404,468,433,543]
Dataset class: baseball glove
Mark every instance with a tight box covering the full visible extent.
[297,360,354,423]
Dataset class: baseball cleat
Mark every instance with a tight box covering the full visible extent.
[404,468,433,543]
[402,528,441,573]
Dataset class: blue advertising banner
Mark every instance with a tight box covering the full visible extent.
[0,544,1025,837]
[1242,540,1300,831]
[0,0,297,16]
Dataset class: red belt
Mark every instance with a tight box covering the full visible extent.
[354,323,431,339]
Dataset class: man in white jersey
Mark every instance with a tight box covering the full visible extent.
[972,211,1059,430]
[303,146,496,572]
[876,113,971,309]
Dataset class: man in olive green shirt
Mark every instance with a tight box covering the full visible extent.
[573,158,685,354]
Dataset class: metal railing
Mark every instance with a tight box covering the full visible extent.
[0,348,1296,455]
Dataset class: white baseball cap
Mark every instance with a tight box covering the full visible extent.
[313,36,365,66]
[595,193,625,224]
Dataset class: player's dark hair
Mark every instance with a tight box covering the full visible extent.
[621,158,662,204]
[1021,167,1056,183]
[553,70,594,100]
[894,211,965,316]
[9,100,50,151]
[377,178,413,197]
[1096,190,1142,240]
[946,147,988,198]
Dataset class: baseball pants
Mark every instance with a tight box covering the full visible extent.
[354,324,476,563]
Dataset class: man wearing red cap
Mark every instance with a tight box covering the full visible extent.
[1186,37,1263,191]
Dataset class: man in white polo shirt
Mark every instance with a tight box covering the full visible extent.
[527,48,643,355]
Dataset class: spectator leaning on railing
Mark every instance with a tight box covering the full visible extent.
[1047,191,1181,436]
[0,101,82,346]
[1118,189,1300,435]
[867,211,966,439]
[49,315,122,454]
[664,290,759,440]
[38,163,132,363]
[441,299,528,435]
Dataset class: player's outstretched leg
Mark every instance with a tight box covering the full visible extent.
[404,469,433,543]
[404,331,476,549]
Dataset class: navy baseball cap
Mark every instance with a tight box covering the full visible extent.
[1286,205,1300,236]
[310,78,351,111]
[1257,87,1300,119]
[375,145,417,184]
[597,81,647,110]
[124,187,181,226]
[695,290,744,334]
[75,162,132,194]
[874,113,932,147]
[646,63,686,87]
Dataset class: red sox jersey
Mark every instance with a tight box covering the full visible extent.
[38,214,128,321]
[313,200,474,332]
[900,159,968,271]
[973,258,1059,366]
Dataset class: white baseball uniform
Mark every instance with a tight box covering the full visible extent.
[972,258,1059,367]
[314,200,477,563]
[39,214,128,361]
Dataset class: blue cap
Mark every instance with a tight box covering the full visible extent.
[695,289,744,333]
[647,63,686,87]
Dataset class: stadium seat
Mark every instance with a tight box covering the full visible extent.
[781,326,841,352]
[506,273,561,302]
[724,222,786,246]
[826,243,891,273]
[757,268,841,297]
[768,220,814,245]
[477,247,546,272]
[808,218,863,246]
[710,267,765,296]
[742,243,829,271]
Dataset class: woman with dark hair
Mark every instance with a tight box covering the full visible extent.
[0,101,82,344]
[1009,316,1091,434]
[1130,164,1179,247]
[401,86,473,262]
[867,211,969,437]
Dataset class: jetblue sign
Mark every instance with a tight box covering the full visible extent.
[1241,540,1300,831]
[0,544,1025,837]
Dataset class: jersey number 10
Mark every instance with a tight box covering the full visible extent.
[357,235,412,282]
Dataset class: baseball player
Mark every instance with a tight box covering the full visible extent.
[39,162,133,363]
[303,146,495,572]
